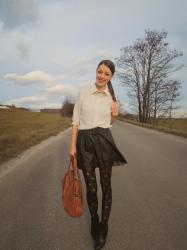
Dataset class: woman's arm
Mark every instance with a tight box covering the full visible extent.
[111,101,120,124]
[70,124,79,157]
[70,92,81,157]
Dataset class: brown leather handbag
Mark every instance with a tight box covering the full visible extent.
[62,155,84,217]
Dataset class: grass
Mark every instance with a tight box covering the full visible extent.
[118,117,187,138]
[0,109,71,165]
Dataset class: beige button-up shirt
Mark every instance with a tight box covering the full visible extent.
[71,83,118,130]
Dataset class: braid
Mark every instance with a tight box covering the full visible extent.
[107,80,117,102]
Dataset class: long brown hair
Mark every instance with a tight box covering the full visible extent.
[96,59,117,102]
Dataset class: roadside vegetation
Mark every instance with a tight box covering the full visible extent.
[119,114,187,138]
[0,108,71,165]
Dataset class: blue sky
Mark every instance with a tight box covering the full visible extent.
[0,0,186,117]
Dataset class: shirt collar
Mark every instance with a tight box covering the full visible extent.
[90,82,110,97]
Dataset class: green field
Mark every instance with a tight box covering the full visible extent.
[0,109,71,165]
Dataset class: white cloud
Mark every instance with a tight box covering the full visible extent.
[45,84,79,97]
[4,70,61,87]
[3,79,89,108]
[4,94,47,107]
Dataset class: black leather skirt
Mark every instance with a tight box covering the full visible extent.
[76,126,127,170]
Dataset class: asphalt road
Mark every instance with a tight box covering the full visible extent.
[0,120,187,250]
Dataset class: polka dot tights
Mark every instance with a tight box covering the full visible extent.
[82,166,112,225]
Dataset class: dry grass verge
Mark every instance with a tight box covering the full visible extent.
[0,109,71,165]
[119,117,187,138]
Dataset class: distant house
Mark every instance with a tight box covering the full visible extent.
[0,104,10,109]
[0,104,30,111]
[30,108,41,112]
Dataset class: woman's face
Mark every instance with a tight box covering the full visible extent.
[96,64,113,88]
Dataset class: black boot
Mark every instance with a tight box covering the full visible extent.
[91,214,100,240]
[94,221,108,250]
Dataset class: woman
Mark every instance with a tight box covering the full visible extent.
[70,59,127,250]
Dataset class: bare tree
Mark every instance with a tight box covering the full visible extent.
[114,29,184,123]
[149,79,182,118]
[168,80,182,119]
[61,97,74,117]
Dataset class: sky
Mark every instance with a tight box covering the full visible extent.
[0,0,186,117]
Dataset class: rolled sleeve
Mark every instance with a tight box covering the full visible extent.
[71,93,81,126]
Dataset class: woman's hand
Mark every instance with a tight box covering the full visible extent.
[111,101,120,117]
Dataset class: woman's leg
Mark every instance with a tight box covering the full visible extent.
[99,166,112,225]
[82,167,98,218]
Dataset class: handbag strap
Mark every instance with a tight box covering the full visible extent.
[69,155,80,180]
